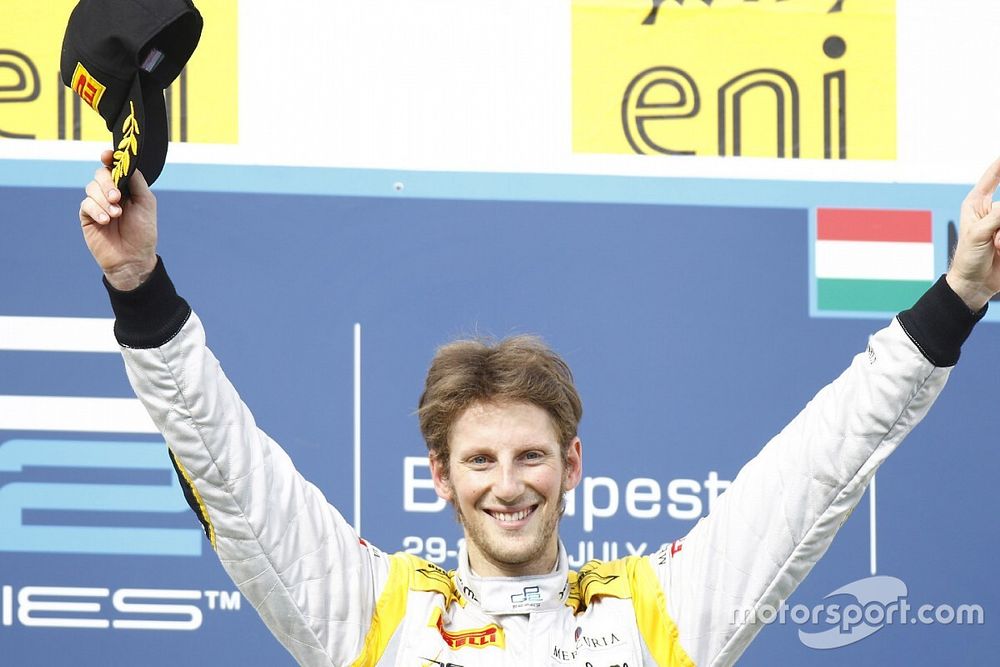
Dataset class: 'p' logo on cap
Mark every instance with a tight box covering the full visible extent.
[70,62,106,112]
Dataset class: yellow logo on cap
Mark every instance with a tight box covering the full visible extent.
[71,62,106,112]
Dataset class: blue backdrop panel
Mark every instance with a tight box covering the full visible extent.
[0,171,996,665]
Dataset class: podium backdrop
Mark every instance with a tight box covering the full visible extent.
[0,163,996,665]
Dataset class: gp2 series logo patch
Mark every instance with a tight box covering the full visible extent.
[510,585,543,607]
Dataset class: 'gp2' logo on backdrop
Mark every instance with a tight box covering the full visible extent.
[572,0,896,160]
[0,316,201,558]
[0,438,202,557]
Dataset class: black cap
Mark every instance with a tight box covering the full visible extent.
[61,0,203,198]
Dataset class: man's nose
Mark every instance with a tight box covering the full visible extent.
[492,461,525,501]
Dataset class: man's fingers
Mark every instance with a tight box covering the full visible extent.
[980,200,1000,225]
[80,197,112,226]
[93,166,121,204]
[984,201,1000,233]
[964,201,1000,249]
[100,149,114,168]
[967,156,1000,206]
[85,180,109,208]
[84,179,122,217]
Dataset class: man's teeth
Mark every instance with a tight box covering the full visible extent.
[493,508,531,522]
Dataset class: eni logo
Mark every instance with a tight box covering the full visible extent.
[71,62,106,111]
[572,0,896,160]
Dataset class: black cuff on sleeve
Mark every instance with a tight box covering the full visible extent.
[103,256,191,349]
[897,275,987,367]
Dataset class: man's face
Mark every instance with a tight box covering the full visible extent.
[430,400,582,577]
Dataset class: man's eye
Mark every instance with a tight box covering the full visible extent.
[469,456,489,465]
[524,451,543,461]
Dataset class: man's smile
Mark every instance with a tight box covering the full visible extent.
[485,505,538,527]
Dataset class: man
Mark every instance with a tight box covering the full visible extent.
[78,150,1000,666]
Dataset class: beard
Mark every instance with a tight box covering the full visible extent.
[449,480,566,572]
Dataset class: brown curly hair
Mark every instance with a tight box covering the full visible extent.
[417,335,583,474]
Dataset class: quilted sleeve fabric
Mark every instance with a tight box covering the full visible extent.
[650,318,950,666]
[109,260,390,666]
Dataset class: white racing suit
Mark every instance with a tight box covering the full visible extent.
[106,259,983,666]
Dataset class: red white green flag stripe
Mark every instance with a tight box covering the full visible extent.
[815,208,934,313]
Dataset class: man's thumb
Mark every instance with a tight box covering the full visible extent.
[129,169,152,201]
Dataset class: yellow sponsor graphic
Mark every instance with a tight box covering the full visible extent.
[0,1,237,143]
[427,608,506,650]
[573,0,895,159]
[69,62,106,112]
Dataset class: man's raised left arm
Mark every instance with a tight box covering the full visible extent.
[640,158,1000,666]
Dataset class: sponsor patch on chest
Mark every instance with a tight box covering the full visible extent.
[551,627,631,663]
[428,607,506,651]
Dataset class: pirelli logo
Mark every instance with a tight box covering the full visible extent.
[431,609,505,650]
[573,0,896,160]
[71,62,105,111]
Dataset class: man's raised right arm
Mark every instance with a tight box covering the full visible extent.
[79,155,394,667]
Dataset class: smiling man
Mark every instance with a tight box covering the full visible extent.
[438,400,575,575]
[421,337,583,578]
[78,150,1000,666]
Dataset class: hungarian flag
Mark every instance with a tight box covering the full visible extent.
[815,208,934,313]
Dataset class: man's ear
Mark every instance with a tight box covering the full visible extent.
[429,454,453,501]
[563,437,583,492]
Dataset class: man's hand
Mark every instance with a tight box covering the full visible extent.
[946,157,1000,311]
[79,150,158,291]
